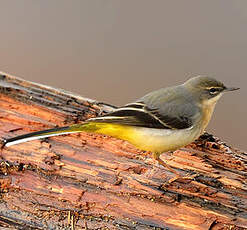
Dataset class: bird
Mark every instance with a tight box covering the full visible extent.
[3,76,239,176]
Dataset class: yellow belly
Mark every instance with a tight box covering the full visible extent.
[87,122,200,153]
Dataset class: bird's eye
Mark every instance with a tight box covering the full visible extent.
[209,88,219,95]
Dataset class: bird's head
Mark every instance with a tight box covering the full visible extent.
[184,76,239,105]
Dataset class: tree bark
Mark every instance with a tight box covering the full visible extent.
[0,71,246,230]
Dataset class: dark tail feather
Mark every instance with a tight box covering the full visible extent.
[3,125,82,147]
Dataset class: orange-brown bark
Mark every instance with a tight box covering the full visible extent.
[0,72,246,229]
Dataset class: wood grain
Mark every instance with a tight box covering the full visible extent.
[0,72,246,230]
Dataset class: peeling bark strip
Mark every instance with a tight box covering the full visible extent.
[0,71,246,230]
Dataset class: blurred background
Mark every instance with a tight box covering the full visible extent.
[0,1,246,150]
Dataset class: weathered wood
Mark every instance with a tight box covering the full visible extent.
[0,71,246,230]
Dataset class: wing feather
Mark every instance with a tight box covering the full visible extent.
[89,103,168,129]
[90,99,196,130]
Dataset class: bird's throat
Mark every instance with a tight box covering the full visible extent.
[200,94,221,133]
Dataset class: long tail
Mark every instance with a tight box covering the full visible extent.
[3,124,87,147]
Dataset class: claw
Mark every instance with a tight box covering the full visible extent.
[168,173,199,184]
[153,153,199,185]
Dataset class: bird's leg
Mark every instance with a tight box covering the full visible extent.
[153,152,178,175]
[153,152,197,184]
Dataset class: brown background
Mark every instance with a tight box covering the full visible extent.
[0,1,246,150]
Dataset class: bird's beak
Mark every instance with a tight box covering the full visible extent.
[224,87,240,92]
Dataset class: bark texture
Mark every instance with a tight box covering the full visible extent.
[0,72,246,230]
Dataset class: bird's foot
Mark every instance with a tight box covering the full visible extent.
[167,172,199,184]
[153,154,199,185]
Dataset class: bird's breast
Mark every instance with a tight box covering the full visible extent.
[127,126,201,153]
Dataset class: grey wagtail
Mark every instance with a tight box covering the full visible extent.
[3,76,239,175]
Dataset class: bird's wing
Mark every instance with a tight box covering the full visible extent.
[89,102,168,129]
[144,103,195,129]
[89,90,199,130]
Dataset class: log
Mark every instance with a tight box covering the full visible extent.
[0,71,246,230]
